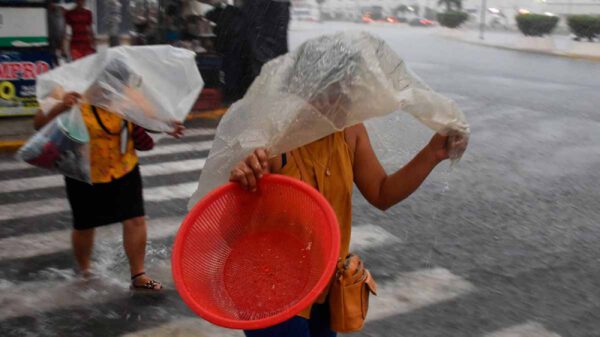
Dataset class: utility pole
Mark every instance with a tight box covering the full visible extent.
[479,0,487,40]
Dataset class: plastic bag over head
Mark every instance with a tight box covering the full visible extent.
[36,45,204,132]
[188,31,469,208]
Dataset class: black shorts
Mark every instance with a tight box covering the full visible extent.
[65,165,145,230]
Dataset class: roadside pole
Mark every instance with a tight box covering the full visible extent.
[479,0,487,40]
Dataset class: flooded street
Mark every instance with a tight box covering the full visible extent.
[2,23,600,336]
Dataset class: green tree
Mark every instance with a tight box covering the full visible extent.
[438,0,462,12]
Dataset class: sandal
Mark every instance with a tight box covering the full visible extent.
[130,272,163,291]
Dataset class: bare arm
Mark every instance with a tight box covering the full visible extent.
[228,124,467,198]
[33,92,81,130]
[347,123,467,210]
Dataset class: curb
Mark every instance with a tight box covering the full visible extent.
[439,33,600,62]
[187,107,228,120]
[0,107,228,153]
[0,140,26,153]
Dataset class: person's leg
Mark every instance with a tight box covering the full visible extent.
[244,316,310,337]
[308,303,337,337]
[123,216,161,289]
[70,43,83,61]
[109,35,120,47]
[72,228,95,275]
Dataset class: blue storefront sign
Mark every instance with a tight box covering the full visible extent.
[0,49,52,116]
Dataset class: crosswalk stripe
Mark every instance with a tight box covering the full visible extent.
[368,268,475,321]
[350,223,402,251]
[77,268,475,336]
[0,181,198,221]
[0,216,182,261]
[140,158,205,176]
[0,128,215,172]
[0,198,68,222]
[122,317,243,337]
[138,139,212,157]
[0,157,206,194]
[485,322,562,337]
[0,221,390,267]
[177,127,216,138]
[0,219,183,321]
[0,267,475,324]
[144,182,197,202]
[0,174,60,193]
[0,276,144,321]
[0,204,473,327]
[0,160,30,172]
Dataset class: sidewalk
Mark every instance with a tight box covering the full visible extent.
[437,28,600,61]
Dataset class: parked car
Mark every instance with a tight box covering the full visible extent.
[361,5,384,23]
[409,17,434,27]
[292,7,320,22]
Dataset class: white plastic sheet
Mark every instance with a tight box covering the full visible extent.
[188,31,469,208]
[36,45,204,132]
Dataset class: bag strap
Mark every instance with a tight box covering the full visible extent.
[290,150,311,183]
[91,105,126,136]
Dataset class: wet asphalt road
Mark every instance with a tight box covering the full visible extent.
[1,23,599,337]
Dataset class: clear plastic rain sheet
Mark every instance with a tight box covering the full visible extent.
[36,45,204,132]
[189,31,470,208]
[17,45,203,182]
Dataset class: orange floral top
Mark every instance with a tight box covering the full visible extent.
[80,104,138,183]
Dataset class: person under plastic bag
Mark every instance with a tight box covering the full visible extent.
[35,45,203,133]
[191,32,469,337]
[233,98,468,337]
[20,59,186,291]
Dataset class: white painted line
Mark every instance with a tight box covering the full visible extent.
[122,317,243,337]
[368,268,475,321]
[350,224,401,251]
[179,127,216,138]
[0,217,185,321]
[0,174,64,194]
[138,139,212,157]
[146,182,197,202]
[0,219,472,325]
[140,158,206,176]
[0,157,207,194]
[0,277,130,321]
[0,267,475,324]
[0,198,68,221]
[0,216,182,260]
[485,322,562,337]
[0,160,30,172]
[0,128,214,172]
[0,222,391,263]
[0,181,198,221]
